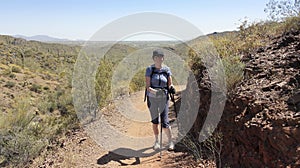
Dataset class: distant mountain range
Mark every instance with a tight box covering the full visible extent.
[13,35,71,42]
[12,31,236,43]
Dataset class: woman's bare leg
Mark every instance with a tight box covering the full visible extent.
[152,124,159,141]
[164,126,172,142]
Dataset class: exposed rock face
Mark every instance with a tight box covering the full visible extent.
[187,31,300,167]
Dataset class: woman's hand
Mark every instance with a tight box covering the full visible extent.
[169,85,176,94]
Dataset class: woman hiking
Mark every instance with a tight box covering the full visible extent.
[145,49,176,151]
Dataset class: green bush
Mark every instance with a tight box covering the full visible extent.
[2,66,18,79]
[129,69,146,92]
[0,91,78,167]
[280,15,300,32]
[180,131,223,167]
[209,33,239,58]
[37,95,57,114]
[23,57,41,72]
[11,66,21,73]
[222,56,245,91]
[9,73,16,79]
[236,16,300,53]
[4,81,15,88]
[237,20,272,55]
[181,134,202,161]
[188,38,245,92]
[0,96,46,166]
[95,59,113,108]
[43,86,50,90]
[30,84,42,93]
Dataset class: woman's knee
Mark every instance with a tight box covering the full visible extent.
[162,122,170,128]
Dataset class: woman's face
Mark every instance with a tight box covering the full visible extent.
[153,55,164,64]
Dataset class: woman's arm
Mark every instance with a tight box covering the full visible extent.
[168,76,173,88]
[146,76,157,95]
[168,75,176,94]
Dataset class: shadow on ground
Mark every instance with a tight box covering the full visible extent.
[97,147,159,166]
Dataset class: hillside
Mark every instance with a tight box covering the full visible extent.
[220,30,300,167]
[1,18,300,167]
[185,30,300,167]
[0,35,82,167]
[0,35,186,167]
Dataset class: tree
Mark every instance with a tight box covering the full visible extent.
[264,0,300,21]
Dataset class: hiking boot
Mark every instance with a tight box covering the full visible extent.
[153,141,160,150]
[168,141,174,151]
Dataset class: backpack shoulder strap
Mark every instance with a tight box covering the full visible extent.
[150,66,156,87]
[150,66,169,77]
[150,66,156,78]
[144,66,156,102]
[150,66,170,88]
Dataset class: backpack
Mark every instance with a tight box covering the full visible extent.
[150,66,170,89]
[144,66,177,117]
[144,66,170,102]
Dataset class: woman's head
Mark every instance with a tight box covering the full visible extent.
[152,49,164,66]
[152,49,164,60]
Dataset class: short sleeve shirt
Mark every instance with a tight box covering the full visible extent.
[145,65,172,89]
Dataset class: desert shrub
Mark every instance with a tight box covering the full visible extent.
[11,65,21,73]
[57,89,74,115]
[4,81,15,88]
[188,48,205,78]
[1,67,11,76]
[37,94,57,114]
[30,83,42,93]
[279,15,300,32]
[209,33,239,58]
[181,133,202,160]
[23,57,41,72]
[0,96,47,166]
[0,91,77,167]
[95,59,114,108]
[1,66,17,79]
[37,88,73,115]
[222,56,245,91]
[237,20,273,55]
[188,41,245,92]
[180,131,222,167]
[9,73,16,79]
[202,132,223,168]
[129,69,145,92]
[43,86,50,90]
[237,15,300,54]
[112,81,130,98]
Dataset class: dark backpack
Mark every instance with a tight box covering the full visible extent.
[144,66,177,117]
[150,66,170,89]
[144,66,169,102]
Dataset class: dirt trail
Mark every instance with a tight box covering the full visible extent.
[31,86,212,167]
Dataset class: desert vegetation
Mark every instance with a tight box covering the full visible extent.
[183,0,300,167]
[0,0,299,167]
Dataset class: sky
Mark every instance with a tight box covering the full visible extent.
[0,0,270,41]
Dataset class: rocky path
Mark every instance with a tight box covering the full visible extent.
[31,86,213,167]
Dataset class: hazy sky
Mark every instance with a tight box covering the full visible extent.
[1,0,270,40]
